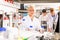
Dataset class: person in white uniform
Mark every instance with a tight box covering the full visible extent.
[48,8,58,32]
[21,6,40,31]
[39,9,52,33]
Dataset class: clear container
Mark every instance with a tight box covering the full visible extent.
[0,27,7,40]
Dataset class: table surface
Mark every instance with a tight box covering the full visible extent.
[53,33,60,40]
[19,30,60,39]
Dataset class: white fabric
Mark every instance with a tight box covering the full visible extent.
[47,13,58,28]
[39,14,52,29]
[20,15,41,31]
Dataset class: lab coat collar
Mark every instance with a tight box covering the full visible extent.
[41,14,48,17]
[27,15,35,21]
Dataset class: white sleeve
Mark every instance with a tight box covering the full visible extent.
[36,19,41,30]
[47,16,53,28]
[38,16,41,29]
[20,17,27,30]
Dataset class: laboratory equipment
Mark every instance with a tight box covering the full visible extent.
[41,21,47,32]
[36,36,44,40]
[18,36,28,40]
[0,14,3,27]
[3,13,10,28]
[0,27,8,40]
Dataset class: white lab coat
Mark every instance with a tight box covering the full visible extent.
[39,14,52,29]
[48,13,58,28]
[20,15,40,31]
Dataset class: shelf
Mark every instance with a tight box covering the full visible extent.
[18,9,28,13]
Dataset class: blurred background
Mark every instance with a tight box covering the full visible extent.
[0,0,60,40]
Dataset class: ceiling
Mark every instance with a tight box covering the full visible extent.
[14,0,60,3]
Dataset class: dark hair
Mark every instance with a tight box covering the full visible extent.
[42,9,46,13]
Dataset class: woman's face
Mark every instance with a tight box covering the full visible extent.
[42,13,47,16]
[28,6,34,16]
